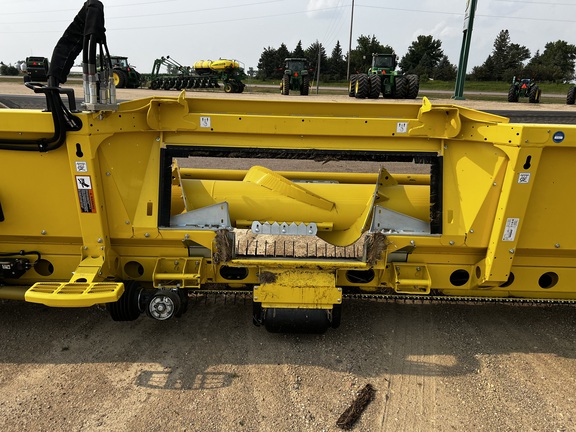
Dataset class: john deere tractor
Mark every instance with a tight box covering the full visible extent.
[111,56,142,88]
[22,56,49,83]
[349,53,419,100]
[280,58,310,96]
[508,76,541,103]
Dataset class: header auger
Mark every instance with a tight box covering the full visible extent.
[1,1,576,333]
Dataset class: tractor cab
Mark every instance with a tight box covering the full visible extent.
[370,54,397,74]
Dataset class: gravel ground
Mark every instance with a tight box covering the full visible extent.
[1,82,576,432]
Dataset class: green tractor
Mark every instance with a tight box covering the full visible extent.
[508,77,541,103]
[22,56,49,83]
[110,56,142,88]
[349,53,419,100]
[280,58,311,96]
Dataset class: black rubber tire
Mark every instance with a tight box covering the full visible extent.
[406,74,419,99]
[355,74,369,99]
[393,76,408,99]
[330,305,342,329]
[348,74,357,97]
[224,82,233,93]
[567,87,576,105]
[508,85,519,102]
[368,74,381,99]
[113,70,127,88]
[300,75,310,95]
[107,280,142,321]
[150,79,160,90]
[529,85,540,103]
[281,74,290,95]
[162,79,172,90]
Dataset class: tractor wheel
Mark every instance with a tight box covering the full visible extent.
[107,280,143,321]
[348,74,357,97]
[393,76,408,99]
[281,74,290,95]
[300,75,310,95]
[150,79,160,90]
[368,74,381,99]
[224,82,234,93]
[508,85,519,102]
[355,74,369,99]
[113,70,127,88]
[567,87,576,105]
[238,83,245,93]
[529,85,540,103]
[406,74,419,99]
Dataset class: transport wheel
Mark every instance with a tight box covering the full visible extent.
[146,290,181,321]
[354,74,369,99]
[567,87,576,105]
[107,280,142,321]
[368,74,381,99]
[508,85,519,102]
[348,74,357,97]
[224,82,234,93]
[406,74,419,99]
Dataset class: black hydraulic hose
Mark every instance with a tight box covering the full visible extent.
[0,84,81,152]
[0,250,42,262]
[49,0,105,85]
[0,0,104,152]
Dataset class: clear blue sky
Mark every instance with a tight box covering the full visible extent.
[1,0,575,74]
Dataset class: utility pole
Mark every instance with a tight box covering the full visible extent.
[316,42,322,94]
[346,0,355,81]
[453,0,478,100]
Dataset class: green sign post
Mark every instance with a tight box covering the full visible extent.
[453,0,478,100]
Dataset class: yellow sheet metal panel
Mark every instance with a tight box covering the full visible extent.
[254,269,341,309]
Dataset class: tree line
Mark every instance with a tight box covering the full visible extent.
[257,34,457,82]
[257,30,576,83]
[470,29,576,83]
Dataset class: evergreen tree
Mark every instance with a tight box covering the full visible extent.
[399,35,444,78]
[470,30,529,81]
[524,40,576,82]
[257,46,278,80]
[275,43,291,79]
[434,55,457,80]
[305,40,328,78]
[292,40,305,58]
[327,40,346,81]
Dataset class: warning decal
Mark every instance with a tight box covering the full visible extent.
[76,175,96,213]
[502,217,519,242]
